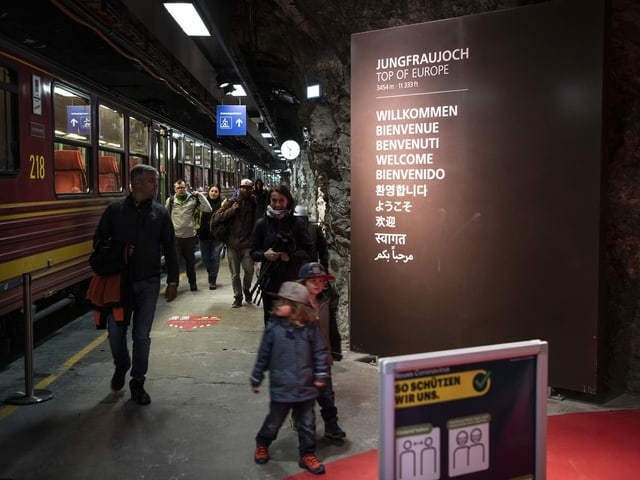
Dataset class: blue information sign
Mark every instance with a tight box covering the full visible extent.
[67,105,91,135]
[216,105,246,136]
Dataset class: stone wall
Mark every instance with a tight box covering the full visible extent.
[242,0,640,393]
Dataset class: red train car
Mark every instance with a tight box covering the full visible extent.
[0,43,254,361]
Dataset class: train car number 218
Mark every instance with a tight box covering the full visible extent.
[29,154,46,179]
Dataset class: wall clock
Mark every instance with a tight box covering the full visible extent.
[281,139,301,159]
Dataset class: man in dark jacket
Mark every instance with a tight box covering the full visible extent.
[213,178,257,307]
[93,164,179,405]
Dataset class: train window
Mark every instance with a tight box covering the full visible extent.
[0,64,18,174]
[171,131,182,163]
[212,149,221,170]
[194,165,203,190]
[183,164,192,187]
[53,145,88,194]
[184,137,194,165]
[129,116,149,156]
[99,104,124,149]
[203,145,211,168]
[98,151,123,193]
[194,142,202,166]
[53,85,91,144]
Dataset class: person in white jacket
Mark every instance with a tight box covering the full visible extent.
[165,180,211,291]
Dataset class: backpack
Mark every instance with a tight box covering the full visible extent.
[210,198,230,242]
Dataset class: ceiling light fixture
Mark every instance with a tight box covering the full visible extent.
[306,82,321,99]
[163,3,211,37]
[227,84,247,97]
[258,123,273,139]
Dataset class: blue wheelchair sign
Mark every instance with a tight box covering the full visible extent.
[216,105,246,136]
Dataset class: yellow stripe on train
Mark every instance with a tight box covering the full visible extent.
[0,205,106,221]
[0,241,93,282]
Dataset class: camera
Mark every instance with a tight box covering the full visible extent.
[275,231,296,255]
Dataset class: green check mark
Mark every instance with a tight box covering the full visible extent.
[474,371,491,391]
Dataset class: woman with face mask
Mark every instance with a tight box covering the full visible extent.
[250,184,313,325]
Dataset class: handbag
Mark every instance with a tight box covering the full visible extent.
[89,238,129,275]
[211,220,230,242]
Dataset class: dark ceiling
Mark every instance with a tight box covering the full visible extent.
[0,0,311,169]
[0,0,553,171]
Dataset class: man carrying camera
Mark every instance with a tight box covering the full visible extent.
[213,179,258,307]
[250,184,312,324]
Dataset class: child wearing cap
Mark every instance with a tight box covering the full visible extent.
[297,262,347,441]
[250,281,329,475]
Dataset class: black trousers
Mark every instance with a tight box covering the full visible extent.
[175,236,197,285]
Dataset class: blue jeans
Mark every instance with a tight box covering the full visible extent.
[107,275,160,379]
[200,238,224,282]
[226,247,254,300]
[317,372,338,423]
[256,399,317,456]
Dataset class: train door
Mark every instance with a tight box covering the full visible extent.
[203,144,212,188]
[128,116,151,195]
[183,135,194,189]
[193,141,204,190]
[152,123,169,202]
[170,130,184,187]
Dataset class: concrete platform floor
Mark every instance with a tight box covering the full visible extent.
[1,260,638,479]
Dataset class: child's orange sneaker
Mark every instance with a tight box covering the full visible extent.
[299,453,325,474]
[254,445,269,464]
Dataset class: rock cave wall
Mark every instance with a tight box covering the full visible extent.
[241,0,640,393]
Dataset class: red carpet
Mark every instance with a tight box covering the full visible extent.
[546,409,640,479]
[283,409,640,479]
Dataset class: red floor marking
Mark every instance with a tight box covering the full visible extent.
[166,315,220,329]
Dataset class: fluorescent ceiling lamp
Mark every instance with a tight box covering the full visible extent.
[227,84,247,97]
[164,3,211,37]
[306,83,321,99]
[54,86,78,97]
[261,131,273,138]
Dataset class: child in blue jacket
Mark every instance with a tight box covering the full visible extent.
[250,281,329,475]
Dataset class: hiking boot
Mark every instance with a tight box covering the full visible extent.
[254,445,269,464]
[232,297,242,308]
[110,361,131,391]
[324,422,346,440]
[299,453,325,474]
[129,378,151,405]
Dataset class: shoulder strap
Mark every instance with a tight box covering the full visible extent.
[168,195,175,216]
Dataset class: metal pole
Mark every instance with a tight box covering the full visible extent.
[5,273,53,405]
